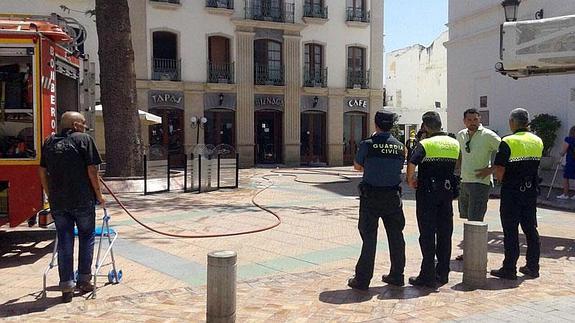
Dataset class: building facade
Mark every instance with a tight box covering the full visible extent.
[1,0,385,167]
[447,0,575,156]
[385,31,448,142]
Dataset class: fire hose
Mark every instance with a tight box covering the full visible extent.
[97,168,355,239]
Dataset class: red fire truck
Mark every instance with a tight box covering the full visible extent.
[0,15,88,227]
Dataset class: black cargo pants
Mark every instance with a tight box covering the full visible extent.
[354,187,406,285]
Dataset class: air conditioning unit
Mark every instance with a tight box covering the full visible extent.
[498,14,575,78]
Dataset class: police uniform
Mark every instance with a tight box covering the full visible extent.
[491,129,543,279]
[409,131,460,286]
[349,111,406,290]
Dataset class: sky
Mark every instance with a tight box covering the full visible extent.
[384,0,448,52]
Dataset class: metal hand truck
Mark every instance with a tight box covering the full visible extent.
[41,208,123,299]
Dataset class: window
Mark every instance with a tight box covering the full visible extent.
[480,95,488,108]
[304,43,325,87]
[0,51,36,159]
[435,101,441,109]
[254,39,283,85]
[479,110,490,126]
[347,46,366,88]
[152,31,180,81]
[208,36,233,83]
[347,0,364,10]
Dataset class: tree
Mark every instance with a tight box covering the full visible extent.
[530,113,562,157]
[95,0,143,177]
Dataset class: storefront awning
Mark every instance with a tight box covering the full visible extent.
[94,105,162,126]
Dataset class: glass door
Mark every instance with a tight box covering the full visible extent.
[255,111,283,164]
[343,112,367,165]
[300,111,326,165]
[149,108,185,166]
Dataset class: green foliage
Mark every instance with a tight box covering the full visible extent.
[530,114,561,157]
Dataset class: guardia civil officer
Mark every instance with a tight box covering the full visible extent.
[407,111,460,287]
[488,108,543,280]
[347,110,406,290]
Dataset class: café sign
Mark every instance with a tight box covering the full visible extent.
[344,97,370,112]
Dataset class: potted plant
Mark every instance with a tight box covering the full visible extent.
[529,113,561,169]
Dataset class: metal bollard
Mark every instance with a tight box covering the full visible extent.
[207,250,237,323]
[463,221,488,288]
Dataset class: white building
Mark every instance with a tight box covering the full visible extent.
[384,30,448,141]
[0,0,385,167]
[446,0,575,157]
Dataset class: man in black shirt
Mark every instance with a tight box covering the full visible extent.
[39,111,105,303]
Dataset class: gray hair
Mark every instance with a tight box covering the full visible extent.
[509,108,529,127]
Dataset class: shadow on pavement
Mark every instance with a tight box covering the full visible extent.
[453,231,575,261]
[0,230,56,270]
[0,292,62,318]
[451,277,524,292]
[319,285,435,304]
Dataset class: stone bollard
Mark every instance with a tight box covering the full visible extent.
[463,221,488,288]
[207,250,237,323]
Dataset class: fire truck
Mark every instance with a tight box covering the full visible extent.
[0,14,93,227]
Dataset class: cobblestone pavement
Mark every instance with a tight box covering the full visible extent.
[1,167,574,321]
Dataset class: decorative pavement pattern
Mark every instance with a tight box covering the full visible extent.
[0,167,574,321]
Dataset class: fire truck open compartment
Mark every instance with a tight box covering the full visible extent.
[0,49,36,160]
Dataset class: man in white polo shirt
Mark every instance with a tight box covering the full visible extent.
[455,108,501,261]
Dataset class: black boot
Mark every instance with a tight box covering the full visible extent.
[519,266,539,278]
[408,276,436,288]
[490,268,517,280]
[347,277,369,291]
[61,291,73,303]
[382,274,404,287]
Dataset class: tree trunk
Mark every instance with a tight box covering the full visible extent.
[95,0,143,177]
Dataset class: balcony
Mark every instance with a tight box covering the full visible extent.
[255,64,284,86]
[207,62,235,84]
[303,67,327,88]
[346,8,370,27]
[245,0,295,24]
[151,0,180,3]
[206,0,233,8]
[152,58,181,81]
[303,4,328,20]
[346,69,369,89]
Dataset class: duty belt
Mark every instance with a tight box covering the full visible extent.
[419,177,453,192]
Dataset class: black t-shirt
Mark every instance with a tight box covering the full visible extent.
[493,132,540,190]
[40,130,102,211]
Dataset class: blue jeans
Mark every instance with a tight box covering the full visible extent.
[52,205,96,292]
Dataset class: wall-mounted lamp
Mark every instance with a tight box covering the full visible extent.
[219,93,224,106]
[312,96,319,108]
[501,0,520,22]
[535,9,544,20]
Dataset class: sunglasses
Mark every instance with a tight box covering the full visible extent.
[465,140,471,153]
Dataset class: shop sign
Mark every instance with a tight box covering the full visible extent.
[149,90,184,110]
[347,99,368,108]
[254,95,284,111]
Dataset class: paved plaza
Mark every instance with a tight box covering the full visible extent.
[1,167,574,321]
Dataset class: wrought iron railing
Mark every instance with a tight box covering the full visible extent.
[245,0,295,23]
[303,66,327,87]
[255,64,284,85]
[150,0,180,4]
[346,69,369,89]
[205,0,234,9]
[303,4,328,19]
[152,58,181,81]
[207,62,235,84]
[346,7,370,23]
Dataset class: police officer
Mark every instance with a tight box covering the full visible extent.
[488,108,543,279]
[348,110,406,290]
[407,111,460,287]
